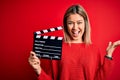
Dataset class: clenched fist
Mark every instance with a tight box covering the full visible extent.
[28,51,41,75]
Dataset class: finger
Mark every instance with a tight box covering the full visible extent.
[113,40,120,48]
[29,58,40,66]
[108,42,112,48]
[33,59,40,64]
[29,61,37,66]
[116,40,120,45]
[28,58,39,66]
[30,51,37,59]
[29,55,40,63]
[109,42,112,46]
[30,51,36,56]
[106,42,112,51]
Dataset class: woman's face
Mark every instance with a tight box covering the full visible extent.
[67,13,85,43]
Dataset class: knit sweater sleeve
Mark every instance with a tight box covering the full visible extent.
[38,69,52,80]
[38,59,53,80]
[94,50,114,80]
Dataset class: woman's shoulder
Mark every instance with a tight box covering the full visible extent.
[62,41,99,50]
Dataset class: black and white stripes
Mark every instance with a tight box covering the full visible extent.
[35,26,62,35]
[33,26,63,60]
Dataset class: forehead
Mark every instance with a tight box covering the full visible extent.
[67,13,84,21]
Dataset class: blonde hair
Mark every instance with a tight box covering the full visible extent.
[63,4,91,44]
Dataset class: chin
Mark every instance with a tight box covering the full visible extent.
[72,36,81,40]
[71,37,81,41]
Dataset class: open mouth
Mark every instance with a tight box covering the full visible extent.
[71,31,80,37]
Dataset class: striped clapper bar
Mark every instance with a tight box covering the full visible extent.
[33,26,63,60]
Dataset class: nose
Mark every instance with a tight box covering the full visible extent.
[73,23,78,29]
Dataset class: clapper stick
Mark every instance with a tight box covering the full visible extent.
[33,26,63,60]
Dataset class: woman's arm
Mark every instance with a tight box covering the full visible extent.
[28,51,53,80]
[95,40,120,80]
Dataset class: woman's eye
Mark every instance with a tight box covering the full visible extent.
[77,22,82,24]
[68,22,73,25]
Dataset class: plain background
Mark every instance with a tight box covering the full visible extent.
[0,0,120,80]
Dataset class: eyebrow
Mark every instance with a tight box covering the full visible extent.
[67,20,84,22]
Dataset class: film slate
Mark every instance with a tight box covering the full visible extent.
[33,26,63,60]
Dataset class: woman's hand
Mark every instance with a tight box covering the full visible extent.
[28,51,41,75]
[106,40,120,57]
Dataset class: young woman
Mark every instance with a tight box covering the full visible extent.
[28,4,120,80]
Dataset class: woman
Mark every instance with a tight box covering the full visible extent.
[28,4,120,80]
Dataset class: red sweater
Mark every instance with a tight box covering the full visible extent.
[38,42,114,80]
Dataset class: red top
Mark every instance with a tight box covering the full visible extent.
[38,42,114,80]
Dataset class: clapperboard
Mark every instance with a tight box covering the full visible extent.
[33,26,63,60]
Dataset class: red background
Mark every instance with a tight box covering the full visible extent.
[0,0,120,80]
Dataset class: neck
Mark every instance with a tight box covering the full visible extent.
[70,39,83,43]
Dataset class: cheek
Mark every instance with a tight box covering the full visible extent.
[79,24,85,35]
[82,26,85,35]
[67,24,73,29]
[78,24,84,30]
[67,28,71,34]
[82,26,85,32]
[67,25,72,32]
[81,24,85,31]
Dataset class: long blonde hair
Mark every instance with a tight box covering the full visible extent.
[63,4,91,44]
